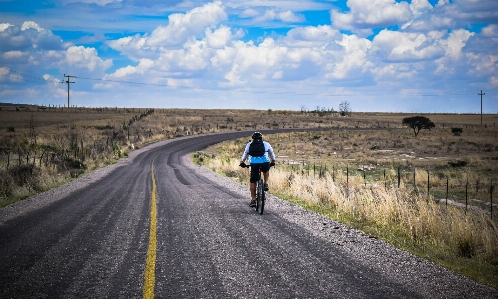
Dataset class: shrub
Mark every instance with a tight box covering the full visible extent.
[448,160,467,167]
[0,170,14,198]
[62,157,87,170]
[452,128,463,136]
[8,164,37,187]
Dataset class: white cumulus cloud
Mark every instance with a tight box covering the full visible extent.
[145,1,227,47]
[331,0,412,30]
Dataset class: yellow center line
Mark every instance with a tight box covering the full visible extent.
[143,158,158,299]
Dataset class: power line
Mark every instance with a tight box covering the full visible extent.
[76,76,478,97]
[41,79,64,105]
[0,66,488,99]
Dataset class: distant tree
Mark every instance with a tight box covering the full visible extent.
[339,101,351,116]
[402,116,435,137]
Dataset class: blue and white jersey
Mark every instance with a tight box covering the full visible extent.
[241,140,276,164]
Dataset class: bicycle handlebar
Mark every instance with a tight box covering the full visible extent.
[239,162,275,168]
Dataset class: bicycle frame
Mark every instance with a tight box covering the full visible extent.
[242,164,266,215]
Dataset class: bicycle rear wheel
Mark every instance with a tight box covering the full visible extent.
[259,186,265,215]
[256,178,263,213]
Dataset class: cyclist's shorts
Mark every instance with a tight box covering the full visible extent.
[250,162,271,183]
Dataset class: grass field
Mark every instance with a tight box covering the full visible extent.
[1,105,497,205]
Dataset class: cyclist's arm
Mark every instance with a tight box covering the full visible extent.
[241,142,250,163]
[266,142,276,163]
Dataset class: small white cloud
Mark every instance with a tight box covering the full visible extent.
[60,0,122,6]
[278,10,305,22]
[109,58,154,78]
[331,0,412,30]
[93,82,115,89]
[3,51,24,59]
[0,23,13,31]
[284,25,341,47]
[240,8,259,18]
[272,71,283,79]
[482,24,498,38]
[21,21,43,32]
[436,0,450,7]
[253,9,304,23]
[491,76,498,87]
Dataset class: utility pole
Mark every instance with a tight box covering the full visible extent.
[479,90,485,125]
[64,74,75,133]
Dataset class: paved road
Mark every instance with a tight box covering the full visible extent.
[1,129,496,298]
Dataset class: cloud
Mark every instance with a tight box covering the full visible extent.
[283,25,341,47]
[331,0,412,30]
[240,8,259,18]
[409,0,433,18]
[441,29,474,59]
[326,34,373,79]
[205,25,236,49]
[371,30,446,62]
[482,24,498,38]
[145,1,227,47]
[60,0,123,6]
[62,46,113,73]
[107,34,149,61]
[253,9,305,23]
[491,76,498,87]
[0,21,64,52]
[107,58,154,78]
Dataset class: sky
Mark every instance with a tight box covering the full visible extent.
[0,0,497,113]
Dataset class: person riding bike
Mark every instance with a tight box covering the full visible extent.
[239,132,276,207]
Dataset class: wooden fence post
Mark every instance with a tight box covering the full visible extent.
[384,169,386,189]
[491,180,494,219]
[465,177,468,214]
[397,167,400,188]
[413,168,416,192]
[446,176,449,207]
[427,170,430,201]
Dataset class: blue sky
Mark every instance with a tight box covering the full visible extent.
[0,0,497,113]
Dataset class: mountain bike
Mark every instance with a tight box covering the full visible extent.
[242,164,272,215]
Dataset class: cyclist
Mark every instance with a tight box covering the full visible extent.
[239,132,276,207]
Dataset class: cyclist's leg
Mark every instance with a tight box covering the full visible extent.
[250,182,256,200]
[249,164,260,206]
[261,162,271,190]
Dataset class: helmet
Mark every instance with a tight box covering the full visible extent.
[252,132,263,139]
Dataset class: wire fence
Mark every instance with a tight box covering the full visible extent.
[279,160,496,218]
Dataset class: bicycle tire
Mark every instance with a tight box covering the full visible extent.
[256,178,263,213]
[259,186,265,215]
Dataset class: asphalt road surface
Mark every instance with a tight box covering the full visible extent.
[1,129,497,298]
